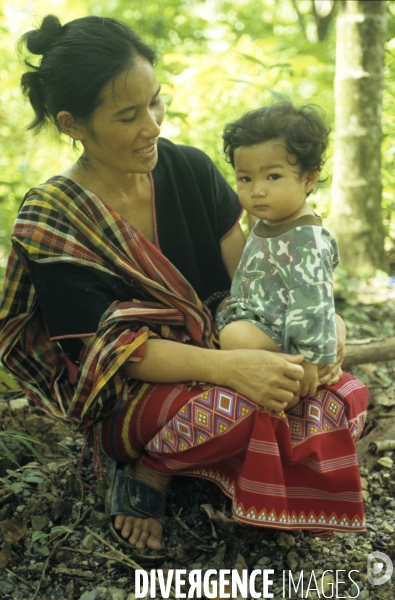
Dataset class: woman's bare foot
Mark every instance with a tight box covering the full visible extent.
[113,460,171,550]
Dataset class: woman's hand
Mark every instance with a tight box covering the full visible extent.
[317,314,346,386]
[124,339,304,414]
[219,349,304,412]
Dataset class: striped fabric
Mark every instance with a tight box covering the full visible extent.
[0,176,369,533]
[99,373,368,533]
[0,177,214,427]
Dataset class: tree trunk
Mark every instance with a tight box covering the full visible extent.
[331,1,388,277]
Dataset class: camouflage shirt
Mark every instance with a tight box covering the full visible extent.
[217,214,339,364]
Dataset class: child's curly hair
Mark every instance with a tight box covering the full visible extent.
[222,102,330,185]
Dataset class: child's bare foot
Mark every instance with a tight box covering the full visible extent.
[113,460,171,550]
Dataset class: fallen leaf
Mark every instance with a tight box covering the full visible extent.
[234,552,248,572]
[0,549,10,570]
[0,519,26,544]
[372,388,395,407]
[201,503,235,539]
[51,497,66,522]
[201,503,218,539]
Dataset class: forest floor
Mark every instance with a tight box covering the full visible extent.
[1,276,395,600]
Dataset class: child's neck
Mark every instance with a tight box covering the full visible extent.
[262,202,315,227]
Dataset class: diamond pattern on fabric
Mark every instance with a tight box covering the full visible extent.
[147,387,254,454]
[287,390,347,447]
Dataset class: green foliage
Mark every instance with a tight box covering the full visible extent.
[0,1,83,272]
[82,0,338,220]
[0,0,394,280]
[0,467,44,495]
[0,429,51,473]
[32,526,74,556]
[0,365,19,392]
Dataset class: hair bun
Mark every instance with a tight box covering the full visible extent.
[25,14,62,55]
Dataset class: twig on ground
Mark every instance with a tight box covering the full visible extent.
[173,508,206,542]
[6,568,37,590]
[84,526,177,598]
[59,544,162,565]
[84,526,148,570]
[52,567,95,579]
[0,492,14,506]
[32,477,89,600]
[370,440,395,453]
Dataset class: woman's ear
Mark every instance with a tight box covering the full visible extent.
[57,111,85,141]
[305,169,319,194]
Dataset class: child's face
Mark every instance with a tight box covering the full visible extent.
[234,138,318,225]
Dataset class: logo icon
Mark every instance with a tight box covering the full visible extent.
[367,551,393,585]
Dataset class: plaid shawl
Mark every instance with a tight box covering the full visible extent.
[0,177,214,428]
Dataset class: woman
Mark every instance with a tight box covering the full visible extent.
[0,15,368,552]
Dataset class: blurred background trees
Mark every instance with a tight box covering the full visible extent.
[0,0,394,284]
[332,1,388,277]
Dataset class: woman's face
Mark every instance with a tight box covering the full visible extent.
[79,56,164,175]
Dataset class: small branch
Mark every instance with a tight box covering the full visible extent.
[173,508,206,542]
[343,336,395,368]
[0,492,14,507]
[84,527,177,598]
[52,567,95,579]
[31,481,88,600]
[290,0,307,38]
[311,0,337,41]
[6,568,37,590]
[84,526,151,571]
[369,440,395,453]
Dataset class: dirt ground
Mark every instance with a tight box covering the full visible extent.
[1,279,395,599]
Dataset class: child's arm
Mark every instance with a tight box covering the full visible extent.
[317,314,346,386]
[300,360,319,398]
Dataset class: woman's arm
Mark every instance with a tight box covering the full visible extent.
[220,223,246,279]
[124,338,304,412]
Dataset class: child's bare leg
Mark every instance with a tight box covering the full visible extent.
[219,320,281,351]
[219,321,301,411]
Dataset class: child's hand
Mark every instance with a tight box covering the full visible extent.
[299,361,319,398]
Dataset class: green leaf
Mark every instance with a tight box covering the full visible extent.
[5,469,20,478]
[22,472,45,484]
[237,53,268,68]
[32,530,49,544]
[0,439,19,466]
[0,478,15,493]
[50,526,74,534]
[267,89,292,102]
[94,479,108,499]
[0,430,45,445]
[6,481,26,494]
[13,438,52,478]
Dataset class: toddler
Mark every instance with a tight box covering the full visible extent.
[217,102,339,405]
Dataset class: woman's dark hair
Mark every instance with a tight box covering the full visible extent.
[222,102,330,181]
[18,14,157,132]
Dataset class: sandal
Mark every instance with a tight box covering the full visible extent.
[105,459,167,550]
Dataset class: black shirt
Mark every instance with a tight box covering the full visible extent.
[20,138,242,360]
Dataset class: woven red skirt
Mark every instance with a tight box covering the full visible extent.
[99,371,368,534]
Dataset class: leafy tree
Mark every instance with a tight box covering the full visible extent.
[0,0,394,280]
[0,0,86,273]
